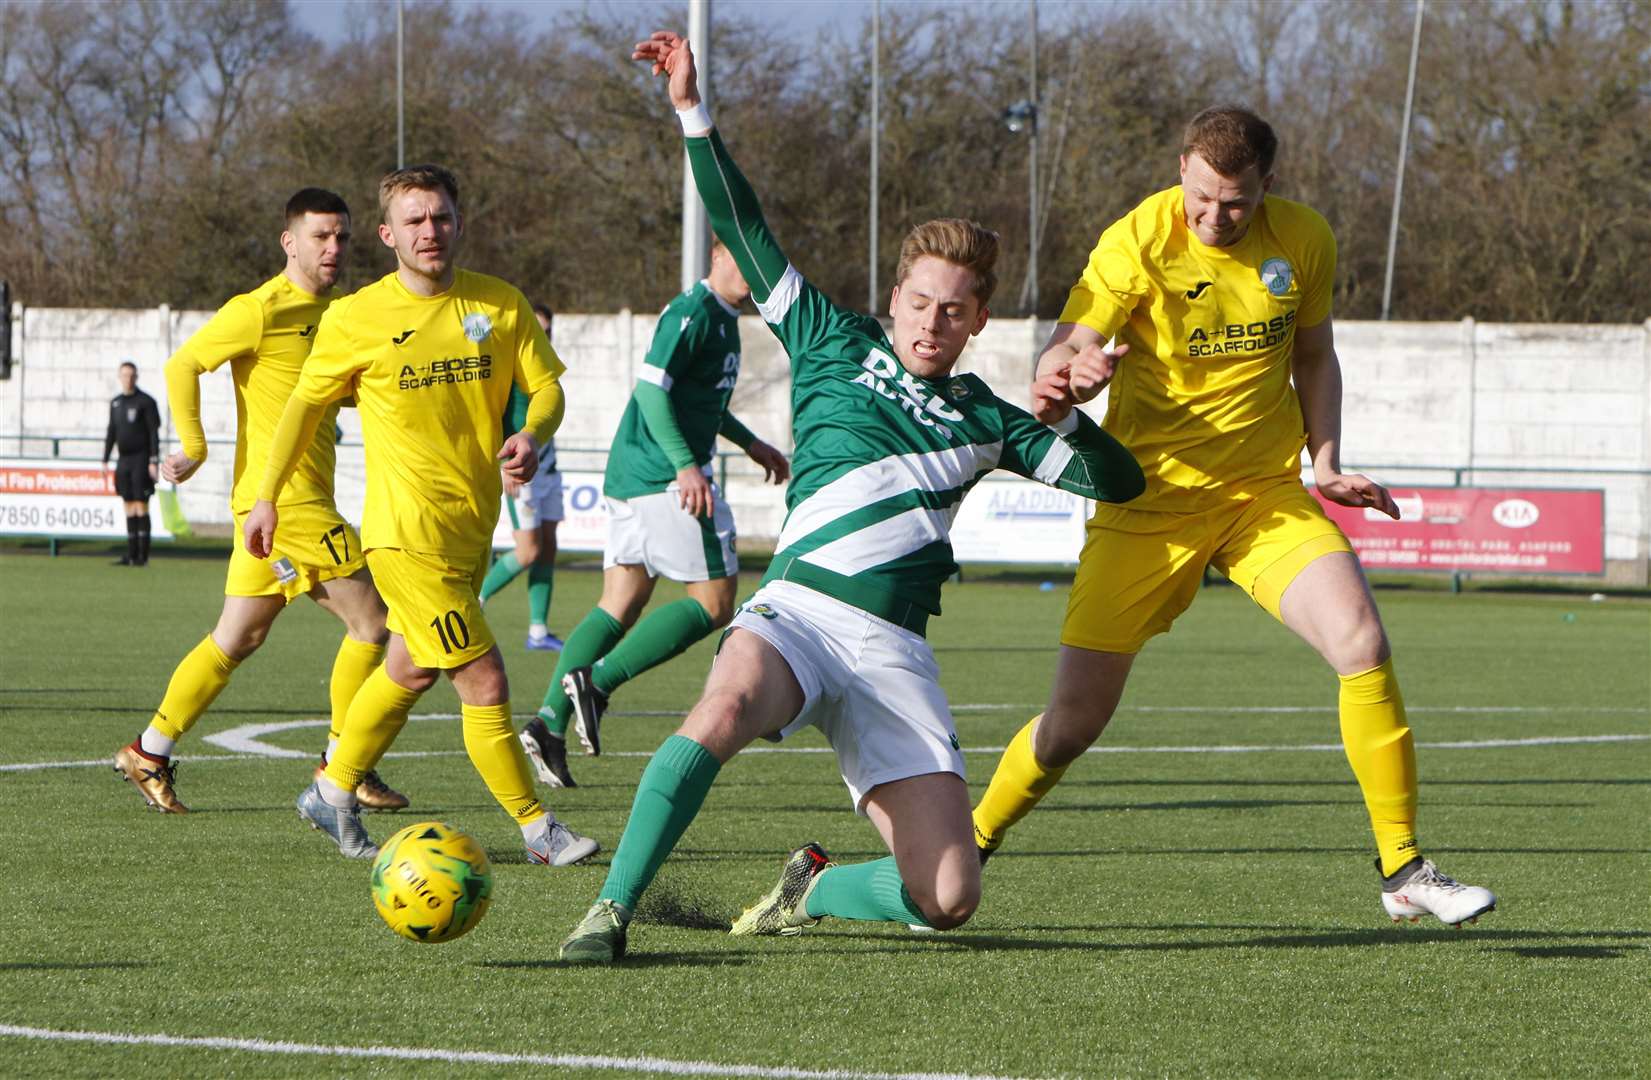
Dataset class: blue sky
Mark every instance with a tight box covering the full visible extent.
[287,0,1099,46]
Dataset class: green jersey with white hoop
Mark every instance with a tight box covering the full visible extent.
[684,127,1144,636]
[605,281,743,500]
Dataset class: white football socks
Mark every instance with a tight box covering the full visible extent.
[316,771,357,809]
[139,727,176,759]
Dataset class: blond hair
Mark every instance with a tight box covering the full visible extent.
[378,164,460,221]
[895,218,999,304]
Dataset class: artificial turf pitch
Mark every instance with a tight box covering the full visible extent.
[1,545,1647,1078]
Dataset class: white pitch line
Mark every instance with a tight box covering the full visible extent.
[0,1023,1032,1080]
[6,724,1645,775]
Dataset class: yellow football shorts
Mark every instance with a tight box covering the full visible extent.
[228,502,367,602]
[1062,479,1353,653]
[367,547,495,669]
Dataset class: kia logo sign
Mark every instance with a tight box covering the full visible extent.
[1492,498,1540,528]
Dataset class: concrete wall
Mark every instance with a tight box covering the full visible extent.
[6,303,1649,580]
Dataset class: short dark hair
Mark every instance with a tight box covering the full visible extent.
[379,164,460,220]
[1182,105,1278,178]
[118,361,137,373]
[285,187,350,227]
[530,302,554,326]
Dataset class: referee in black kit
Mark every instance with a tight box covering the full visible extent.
[103,361,161,566]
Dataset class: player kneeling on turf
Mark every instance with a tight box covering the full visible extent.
[557,33,1145,963]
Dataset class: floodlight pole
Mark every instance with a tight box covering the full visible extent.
[396,0,405,167]
[1028,0,1038,318]
[868,0,880,316]
[1381,0,1424,321]
[681,0,712,291]
[1016,0,1039,318]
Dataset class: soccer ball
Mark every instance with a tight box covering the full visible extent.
[370,821,494,943]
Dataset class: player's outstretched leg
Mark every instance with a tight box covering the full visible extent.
[972,647,1135,861]
[971,715,1069,863]
[560,734,722,963]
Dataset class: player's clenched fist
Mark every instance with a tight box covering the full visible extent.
[1067,342,1127,403]
[243,499,278,559]
[498,432,539,484]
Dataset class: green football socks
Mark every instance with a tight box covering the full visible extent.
[538,607,626,736]
[591,598,715,696]
[804,857,930,927]
[479,552,523,604]
[598,735,722,912]
[526,560,554,627]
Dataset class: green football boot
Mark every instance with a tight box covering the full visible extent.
[560,899,631,964]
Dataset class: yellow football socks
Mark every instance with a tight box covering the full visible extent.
[149,635,240,740]
[1339,659,1420,876]
[325,666,420,792]
[971,715,1071,851]
[327,636,386,743]
[462,702,545,826]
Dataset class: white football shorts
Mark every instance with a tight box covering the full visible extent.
[724,579,965,813]
[603,482,737,582]
[507,469,564,529]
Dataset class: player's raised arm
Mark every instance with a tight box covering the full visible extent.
[633,32,796,325]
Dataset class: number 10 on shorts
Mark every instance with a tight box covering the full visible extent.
[430,609,471,654]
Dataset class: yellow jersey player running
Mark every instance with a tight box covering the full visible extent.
[972,107,1496,927]
[245,165,598,866]
[113,188,405,815]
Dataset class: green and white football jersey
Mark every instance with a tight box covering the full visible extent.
[687,129,1143,636]
[605,282,742,500]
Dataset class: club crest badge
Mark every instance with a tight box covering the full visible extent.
[1259,258,1294,297]
[947,378,972,402]
[462,312,493,342]
[746,603,779,620]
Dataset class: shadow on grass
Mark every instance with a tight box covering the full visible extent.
[827,925,1651,953]
[1036,798,1594,812]
[989,845,1651,858]
[0,961,148,971]
[1045,777,1651,789]
[476,954,750,971]
[1498,945,1645,959]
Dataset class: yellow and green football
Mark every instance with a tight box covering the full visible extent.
[370,821,493,943]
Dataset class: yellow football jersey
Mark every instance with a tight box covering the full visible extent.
[284,268,565,556]
[1058,187,1336,512]
[168,274,339,513]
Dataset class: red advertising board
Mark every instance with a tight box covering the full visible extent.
[1313,486,1605,575]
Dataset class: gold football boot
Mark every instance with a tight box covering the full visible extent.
[113,744,190,814]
